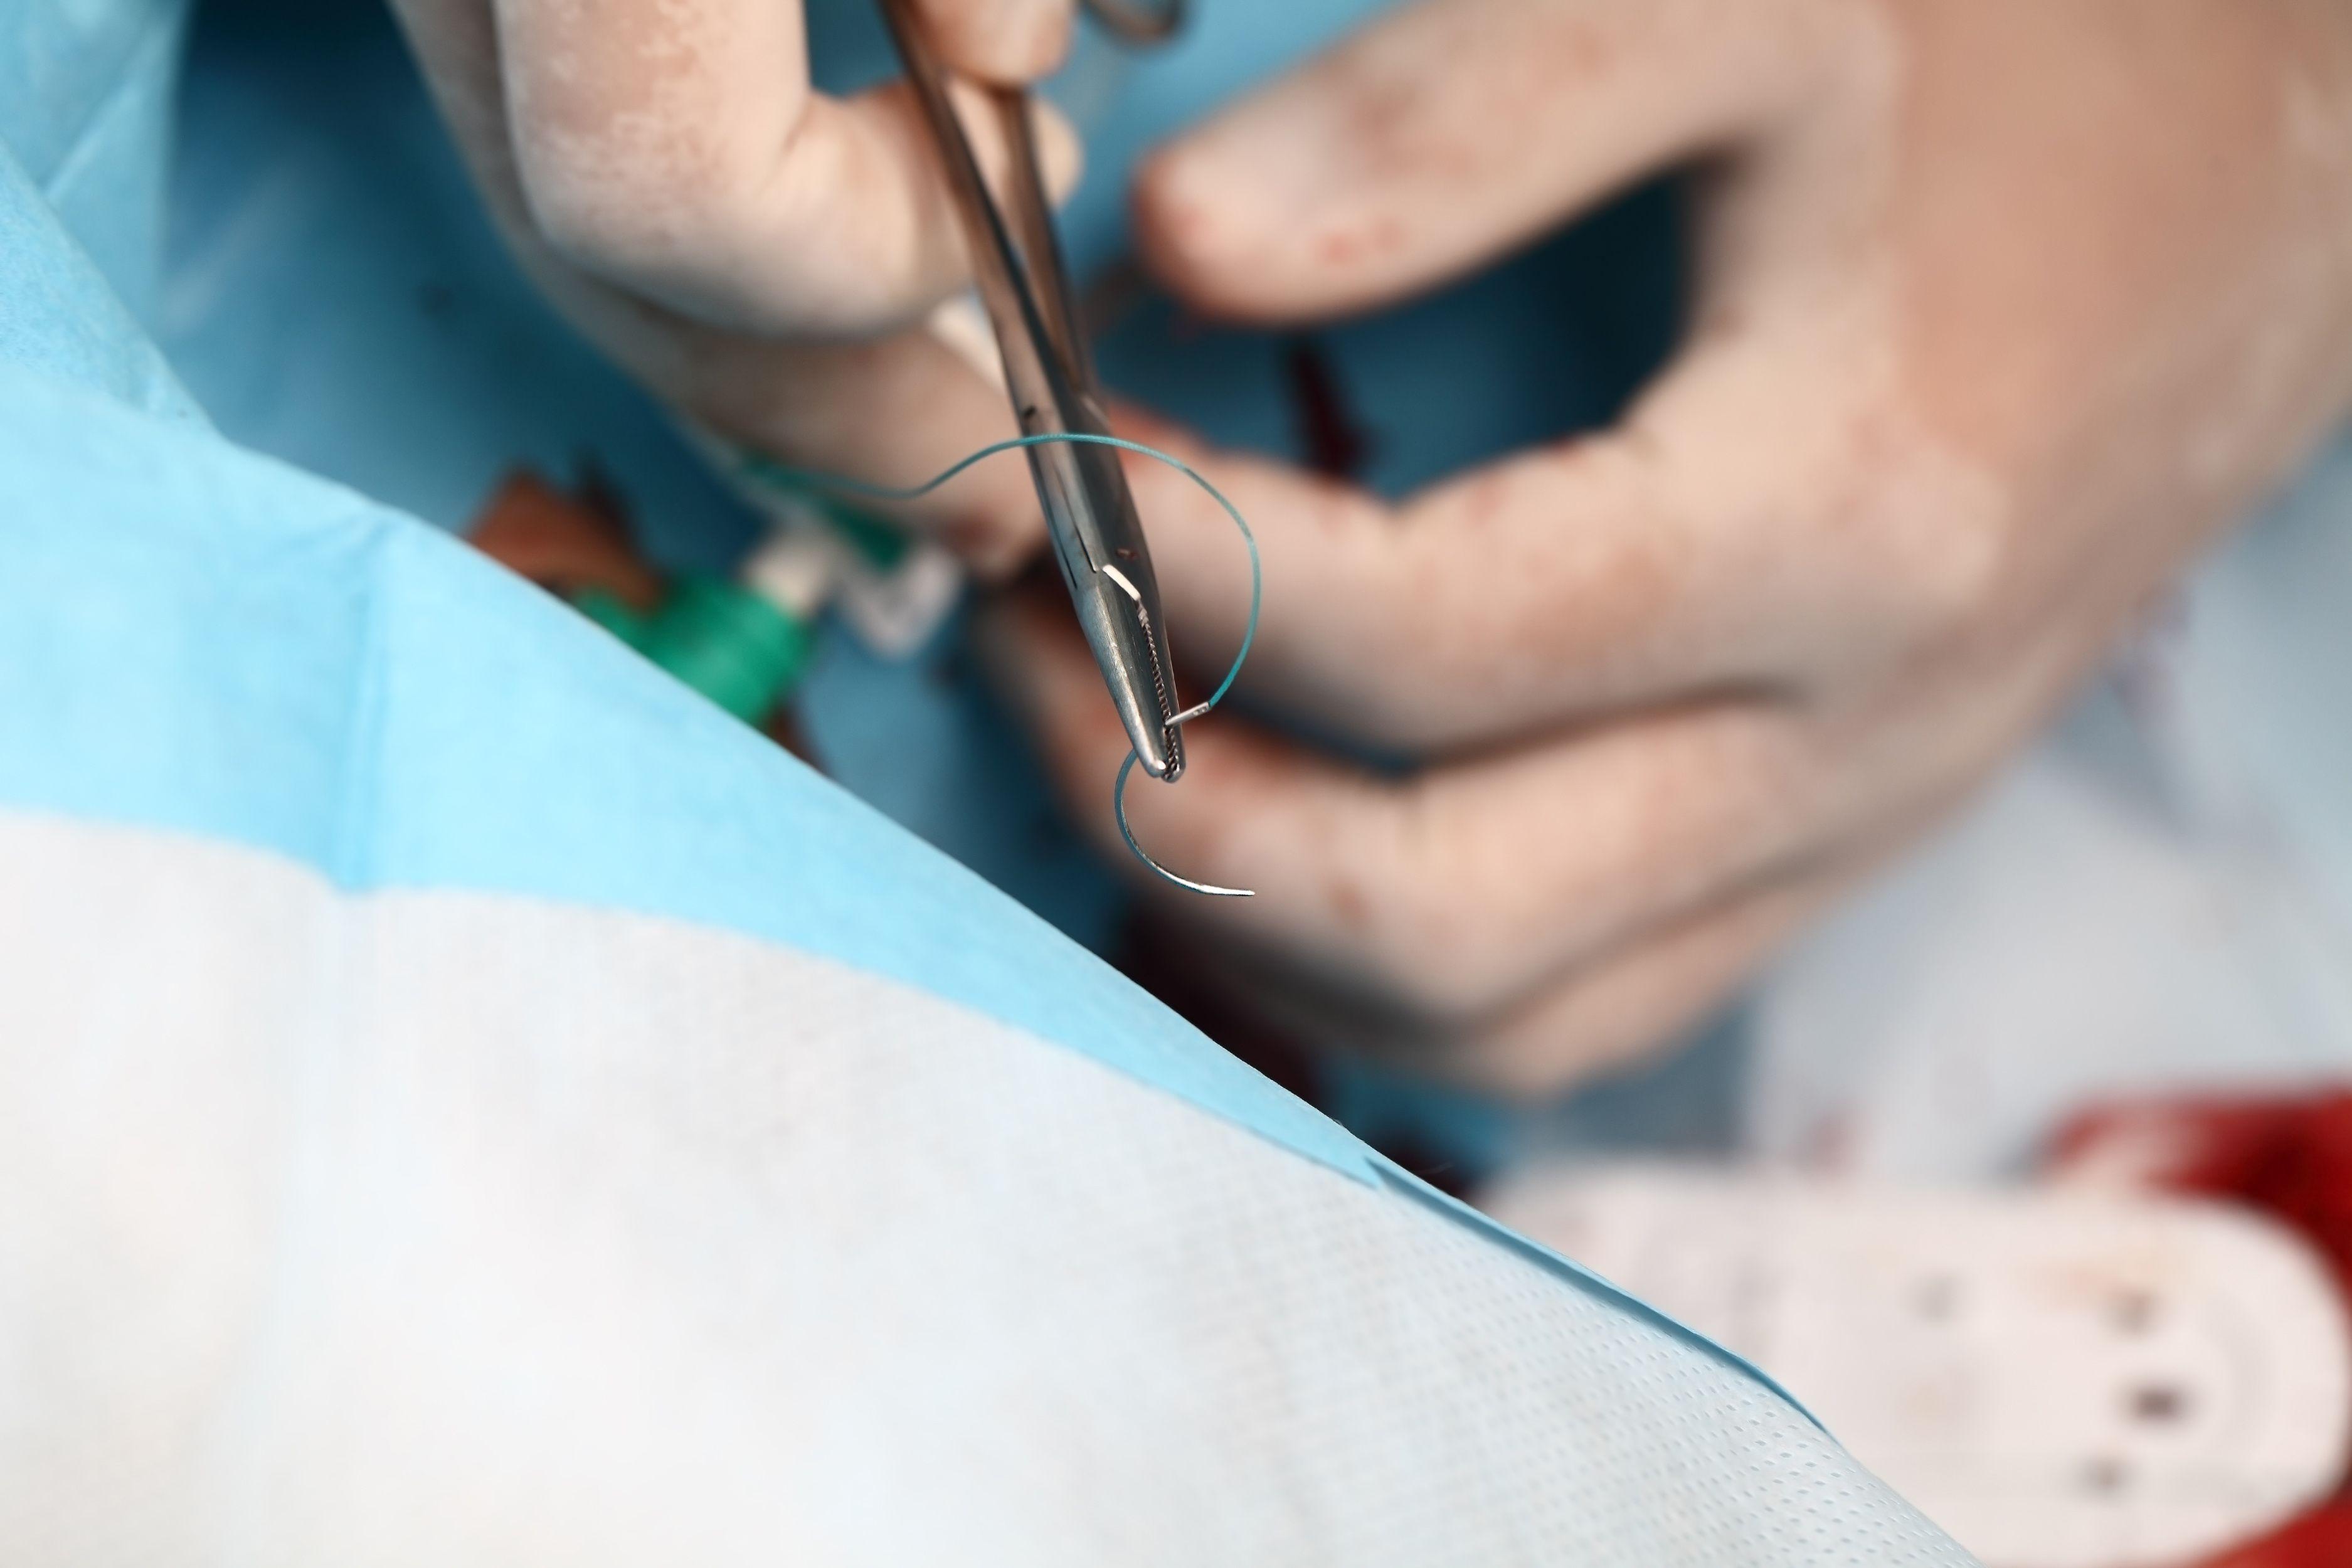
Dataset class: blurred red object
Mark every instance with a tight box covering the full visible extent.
[2050,1090,2352,1304]
[2050,1089,2352,1567]
[467,469,663,612]
[2198,1506,2352,1568]
[465,467,824,770]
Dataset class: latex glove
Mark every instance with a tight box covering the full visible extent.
[387,0,1074,573]
[980,0,2352,1094]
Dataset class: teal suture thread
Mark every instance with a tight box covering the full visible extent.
[741,432,1262,898]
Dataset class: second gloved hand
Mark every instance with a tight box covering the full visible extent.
[979,0,2352,1094]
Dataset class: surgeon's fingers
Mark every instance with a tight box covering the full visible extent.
[395,0,1077,339]
[391,0,1052,566]
[977,588,1838,1019]
[1178,863,1853,1098]
[1096,309,2003,754]
[1092,0,1973,750]
[1435,858,1859,1094]
[1131,0,1846,322]
[492,0,1078,336]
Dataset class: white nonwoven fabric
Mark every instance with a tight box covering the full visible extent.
[0,810,1974,1565]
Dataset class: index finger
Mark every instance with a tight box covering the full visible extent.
[1100,312,1997,755]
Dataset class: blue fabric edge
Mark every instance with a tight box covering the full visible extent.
[0,308,1811,1425]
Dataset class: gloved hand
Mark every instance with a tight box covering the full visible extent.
[978,0,2352,1094]
[387,0,1074,575]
